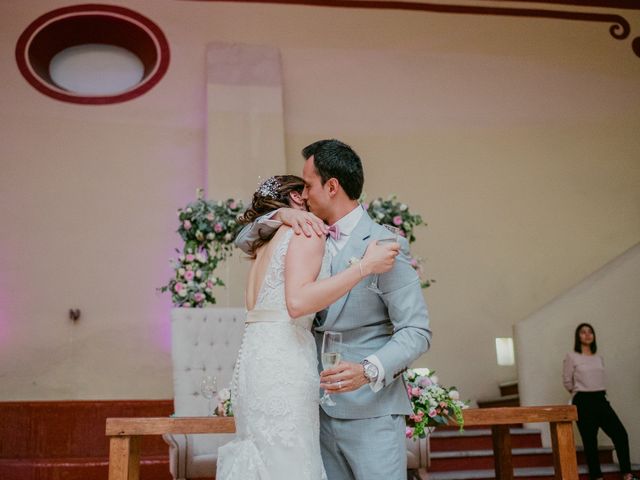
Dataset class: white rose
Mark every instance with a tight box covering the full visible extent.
[413,368,430,376]
[178,289,188,297]
[400,204,408,211]
[207,233,214,240]
[178,268,186,277]
[195,270,202,278]
[224,233,233,242]
[431,375,439,385]
[373,200,382,207]
[449,390,460,401]
[376,212,384,220]
[186,208,193,213]
[218,388,231,401]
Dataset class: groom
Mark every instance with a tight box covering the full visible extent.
[235,139,431,480]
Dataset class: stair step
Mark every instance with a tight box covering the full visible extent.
[430,447,613,471]
[431,428,542,451]
[476,394,520,408]
[499,381,519,397]
[0,456,171,480]
[428,463,640,480]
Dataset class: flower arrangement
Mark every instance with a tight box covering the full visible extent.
[213,388,233,417]
[159,189,245,307]
[404,368,468,438]
[362,194,434,288]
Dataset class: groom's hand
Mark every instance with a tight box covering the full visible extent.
[275,208,328,237]
[320,361,368,394]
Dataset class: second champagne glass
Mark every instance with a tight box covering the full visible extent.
[366,224,402,294]
[200,374,217,416]
[320,331,343,406]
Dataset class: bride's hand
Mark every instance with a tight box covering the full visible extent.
[275,208,328,237]
[359,240,400,276]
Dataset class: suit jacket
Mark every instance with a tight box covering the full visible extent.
[234,211,432,419]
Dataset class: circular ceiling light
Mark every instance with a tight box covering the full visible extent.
[15,4,170,105]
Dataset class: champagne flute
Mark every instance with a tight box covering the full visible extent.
[200,375,217,416]
[366,224,402,294]
[320,331,343,406]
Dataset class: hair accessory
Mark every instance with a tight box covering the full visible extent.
[256,176,280,199]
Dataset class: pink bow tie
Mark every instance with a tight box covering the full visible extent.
[327,224,341,240]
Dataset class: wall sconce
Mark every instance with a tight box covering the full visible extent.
[495,337,515,366]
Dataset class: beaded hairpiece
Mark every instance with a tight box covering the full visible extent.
[256,176,280,199]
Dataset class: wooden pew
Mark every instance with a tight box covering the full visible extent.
[105,405,578,480]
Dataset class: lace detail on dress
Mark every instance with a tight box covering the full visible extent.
[218,228,329,480]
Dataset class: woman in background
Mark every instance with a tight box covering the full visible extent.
[563,323,635,480]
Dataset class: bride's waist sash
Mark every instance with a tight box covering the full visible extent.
[245,309,313,330]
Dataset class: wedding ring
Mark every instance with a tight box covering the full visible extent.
[337,381,342,389]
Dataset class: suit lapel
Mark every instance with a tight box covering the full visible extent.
[324,213,375,327]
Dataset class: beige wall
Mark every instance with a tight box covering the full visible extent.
[1,0,639,414]
[515,243,640,461]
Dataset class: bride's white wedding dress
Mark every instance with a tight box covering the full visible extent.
[216,229,329,480]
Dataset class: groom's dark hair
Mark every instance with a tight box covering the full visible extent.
[301,139,364,200]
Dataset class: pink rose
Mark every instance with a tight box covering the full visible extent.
[393,215,403,226]
[428,408,437,418]
[411,387,422,397]
[415,410,425,421]
[183,220,192,230]
[184,271,195,281]
[363,203,369,210]
[214,223,223,233]
[206,213,214,221]
[405,427,414,439]
[419,376,432,387]
[194,292,205,303]
[229,201,237,209]
[174,283,184,293]
[440,401,447,408]
[186,254,195,262]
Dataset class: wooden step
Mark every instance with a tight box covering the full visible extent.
[476,394,520,408]
[0,456,171,480]
[429,446,614,471]
[427,464,640,480]
[430,428,542,451]
[499,381,519,397]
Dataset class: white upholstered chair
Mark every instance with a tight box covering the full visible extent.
[164,307,430,479]
[164,307,245,480]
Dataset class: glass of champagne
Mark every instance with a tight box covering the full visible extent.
[366,224,402,294]
[320,331,343,406]
[200,374,217,416]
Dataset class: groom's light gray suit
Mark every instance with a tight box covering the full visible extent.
[235,210,431,480]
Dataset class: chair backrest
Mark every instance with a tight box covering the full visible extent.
[170,307,245,458]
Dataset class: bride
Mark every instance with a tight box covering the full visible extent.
[216,175,398,480]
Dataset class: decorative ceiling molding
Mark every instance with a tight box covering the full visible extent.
[181,0,640,60]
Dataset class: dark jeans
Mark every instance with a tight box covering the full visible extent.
[573,391,631,479]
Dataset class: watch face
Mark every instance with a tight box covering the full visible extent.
[364,363,378,379]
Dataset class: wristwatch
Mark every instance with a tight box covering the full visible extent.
[361,360,379,383]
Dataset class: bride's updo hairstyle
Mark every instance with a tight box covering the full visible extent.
[238,175,305,256]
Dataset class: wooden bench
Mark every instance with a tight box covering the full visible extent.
[105,405,578,480]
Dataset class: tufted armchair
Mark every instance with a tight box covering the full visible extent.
[164,307,430,479]
[164,307,245,480]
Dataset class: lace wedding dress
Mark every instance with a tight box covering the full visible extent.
[216,229,330,480]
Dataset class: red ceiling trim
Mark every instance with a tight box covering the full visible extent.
[181,0,640,59]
